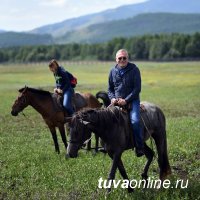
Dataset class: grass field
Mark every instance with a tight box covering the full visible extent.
[0,61,200,200]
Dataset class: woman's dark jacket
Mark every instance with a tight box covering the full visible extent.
[54,66,71,92]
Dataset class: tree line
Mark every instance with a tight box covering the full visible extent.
[0,33,200,63]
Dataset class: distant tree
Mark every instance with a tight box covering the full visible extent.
[129,37,146,59]
[149,35,171,60]
[111,37,126,57]
[172,33,190,57]
[0,50,5,62]
[6,48,18,62]
[60,45,71,60]
[69,43,81,59]
[185,32,200,58]
[47,46,60,60]
[15,47,29,62]
[163,48,181,60]
[25,52,34,62]
[96,46,106,60]
[103,43,115,60]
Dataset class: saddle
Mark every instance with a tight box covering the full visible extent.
[114,103,149,148]
[51,92,87,113]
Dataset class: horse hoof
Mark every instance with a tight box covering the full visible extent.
[106,188,111,194]
[128,187,134,193]
[92,150,97,156]
[65,154,70,159]
[141,173,148,180]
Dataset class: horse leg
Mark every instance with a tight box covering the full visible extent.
[153,132,171,180]
[58,125,68,150]
[95,135,99,153]
[87,131,92,151]
[117,158,134,193]
[141,142,155,187]
[49,126,60,154]
[107,151,121,193]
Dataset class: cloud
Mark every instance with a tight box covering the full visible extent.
[39,0,69,7]
[0,0,148,31]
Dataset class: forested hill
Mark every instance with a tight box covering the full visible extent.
[0,32,53,48]
[56,13,200,43]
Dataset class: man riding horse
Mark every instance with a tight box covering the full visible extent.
[108,49,144,157]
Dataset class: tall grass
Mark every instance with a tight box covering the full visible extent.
[0,61,200,199]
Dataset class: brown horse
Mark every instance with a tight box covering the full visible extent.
[11,86,102,153]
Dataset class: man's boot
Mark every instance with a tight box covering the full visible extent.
[135,147,144,157]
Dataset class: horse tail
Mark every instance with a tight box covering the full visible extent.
[154,107,172,180]
[96,91,111,107]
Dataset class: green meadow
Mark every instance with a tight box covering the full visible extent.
[0,61,200,199]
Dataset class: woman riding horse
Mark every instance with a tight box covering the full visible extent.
[11,86,102,153]
[48,59,75,117]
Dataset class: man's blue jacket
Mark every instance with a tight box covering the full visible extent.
[108,62,141,103]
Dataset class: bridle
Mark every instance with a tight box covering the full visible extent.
[69,117,92,148]
[13,93,28,113]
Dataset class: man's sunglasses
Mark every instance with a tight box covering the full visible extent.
[118,57,127,61]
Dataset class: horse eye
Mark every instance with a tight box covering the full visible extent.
[22,97,26,104]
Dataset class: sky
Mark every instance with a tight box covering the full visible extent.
[0,0,147,32]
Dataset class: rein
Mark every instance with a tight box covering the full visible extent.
[107,103,114,108]
[17,93,36,126]
[69,136,93,145]
[83,135,93,145]
[21,111,36,126]
[79,135,93,151]
[140,115,157,159]
[69,117,93,147]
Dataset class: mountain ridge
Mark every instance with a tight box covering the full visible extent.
[55,13,200,43]
[30,0,200,37]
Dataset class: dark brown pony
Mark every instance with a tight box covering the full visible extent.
[11,86,102,153]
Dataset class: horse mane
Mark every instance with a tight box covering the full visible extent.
[19,87,51,96]
[73,106,126,128]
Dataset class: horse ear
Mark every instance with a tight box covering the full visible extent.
[22,86,28,93]
[19,85,28,92]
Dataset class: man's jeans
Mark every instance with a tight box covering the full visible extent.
[129,99,144,149]
[63,88,74,116]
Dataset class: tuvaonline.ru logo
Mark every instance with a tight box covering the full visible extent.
[98,177,188,189]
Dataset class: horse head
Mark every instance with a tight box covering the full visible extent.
[67,109,97,158]
[11,86,29,116]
